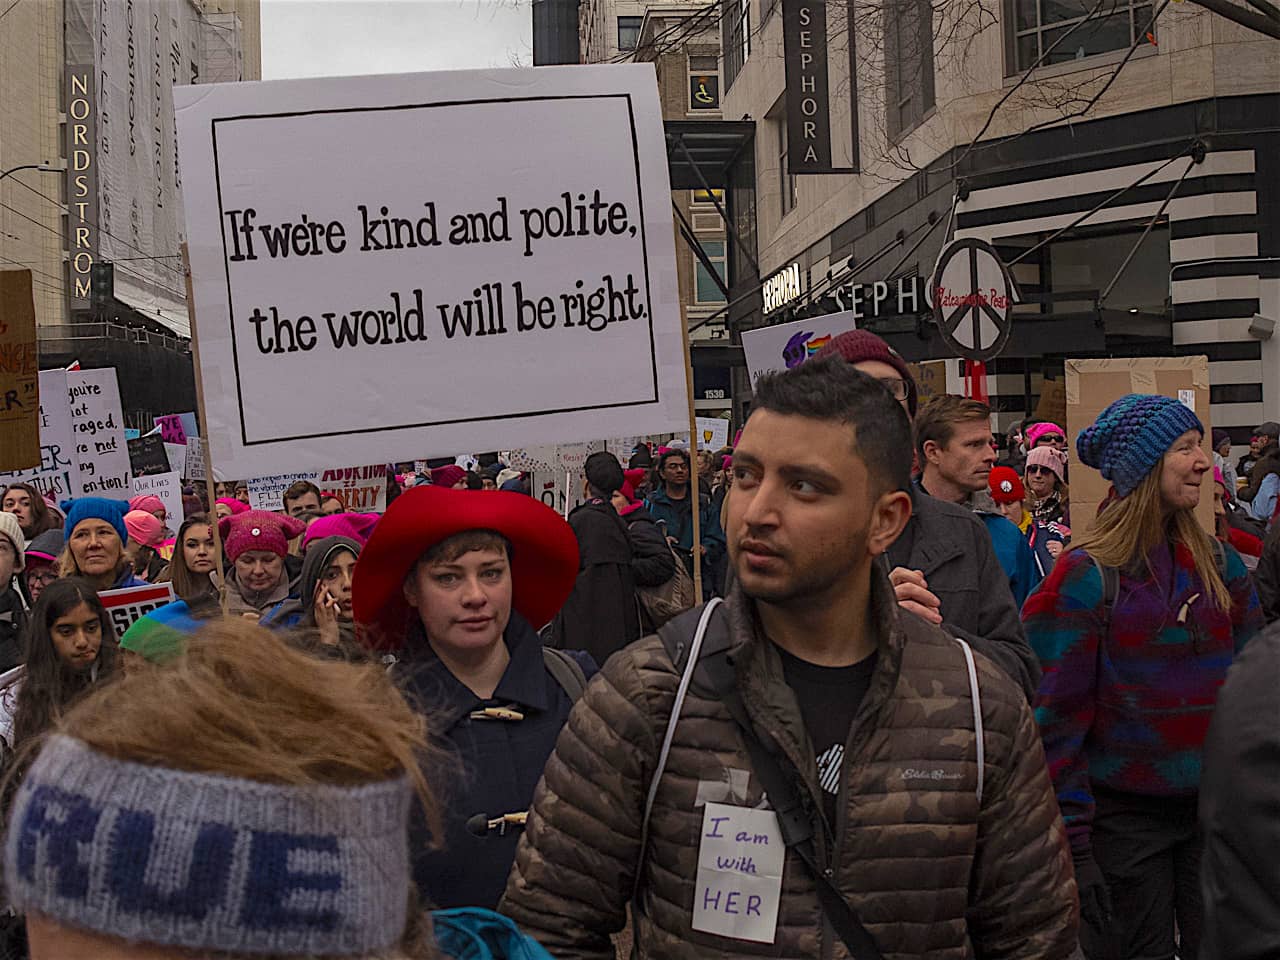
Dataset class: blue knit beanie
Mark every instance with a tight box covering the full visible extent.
[1076,394,1204,497]
[60,497,129,546]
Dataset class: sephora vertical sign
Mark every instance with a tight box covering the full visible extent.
[782,0,833,173]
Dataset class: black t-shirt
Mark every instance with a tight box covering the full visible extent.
[775,645,878,825]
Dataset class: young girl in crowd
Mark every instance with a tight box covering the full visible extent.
[57,498,147,592]
[162,514,220,605]
[3,618,551,960]
[1,484,59,546]
[0,578,117,757]
[1024,394,1264,959]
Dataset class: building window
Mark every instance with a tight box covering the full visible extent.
[884,0,935,140]
[693,188,726,206]
[688,55,720,110]
[695,240,728,303]
[617,16,642,51]
[778,115,797,216]
[723,0,751,89]
[1007,0,1152,73]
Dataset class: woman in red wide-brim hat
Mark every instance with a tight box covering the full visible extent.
[350,484,593,914]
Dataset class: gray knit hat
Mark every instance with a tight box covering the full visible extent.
[5,734,412,956]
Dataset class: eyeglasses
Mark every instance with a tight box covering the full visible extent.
[27,569,57,585]
[1026,465,1056,476]
[877,378,909,401]
[1035,435,1066,446]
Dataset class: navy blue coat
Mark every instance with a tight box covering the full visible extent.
[396,614,590,911]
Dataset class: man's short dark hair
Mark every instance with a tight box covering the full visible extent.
[283,480,322,508]
[751,355,912,493]
[914,395,992,463]
[657,448,690,472]
[584,451,625,498]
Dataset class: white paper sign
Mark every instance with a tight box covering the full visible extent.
[176,65,687,478]
[247,472,320,512]
[0,370,81,501]
[248,465,387,513]
[1178,389,1195,412]
[184,437,207,481]
[131,471,184,527]
[741,310,859,387]
[695,417,730,452]
[68,369,131,499]
[164,442,188,480]
[692,802,785,944]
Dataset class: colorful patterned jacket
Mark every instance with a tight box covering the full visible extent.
[1024,541,1263,855]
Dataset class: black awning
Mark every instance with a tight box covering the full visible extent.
[665,121,755,190]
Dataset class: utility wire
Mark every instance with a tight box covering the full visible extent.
[1098,155,1196,304]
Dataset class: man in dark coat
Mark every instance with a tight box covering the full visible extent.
[552,451,640,664]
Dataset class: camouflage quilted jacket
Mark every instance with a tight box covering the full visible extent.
[501,570,1078,959]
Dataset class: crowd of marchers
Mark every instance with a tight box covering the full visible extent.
[0,328,1276,960]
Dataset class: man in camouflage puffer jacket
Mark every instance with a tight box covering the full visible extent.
[502,358,1078,959]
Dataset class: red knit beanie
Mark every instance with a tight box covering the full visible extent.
[430,465,467,489]
[813,329,919,416]
[988,466,1025,505]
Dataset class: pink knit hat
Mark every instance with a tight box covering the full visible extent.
[430,465,467,488]
[1025,422,1066,448]
[128,494,166,517]
[301,512,380,550]
[215,497,250,516]
[1025,445,1066,482]
[218,510,307,562]
[123,510,166,549]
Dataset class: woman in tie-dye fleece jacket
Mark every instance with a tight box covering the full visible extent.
[1023,393,1263,960]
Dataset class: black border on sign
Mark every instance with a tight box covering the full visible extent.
[209,93,661,448]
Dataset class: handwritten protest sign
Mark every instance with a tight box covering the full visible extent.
[164,442,188,480]
[692,802,785,944]
[0,370,80,501]
[741,310,858,386]
[247,472,318,511]
[695,417,730,452]
[318,464,387,512]
[98,583,176,636]
[184,438,207,481]
[131,471,184,526]
[128,435,171,477]
[155,414,188,445]
[68,369,130,498]
[175,65,687,478]
[0,270,40,471]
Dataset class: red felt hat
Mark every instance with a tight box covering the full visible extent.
[351,486,579,652]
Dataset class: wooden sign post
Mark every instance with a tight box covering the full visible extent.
[0,270,41,471]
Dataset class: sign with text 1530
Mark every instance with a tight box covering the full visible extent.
[175,65,688,478]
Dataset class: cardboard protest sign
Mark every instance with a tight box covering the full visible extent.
[0,270,40,471]
[68,368,130,498]
[98,583,176,636]
[0,370,81,501]
[318,464,387,513]
[695,417,730,452]
[155,414,188,445]
[176,65,687,479]
[1065,356,1213,536]
[1034,377,1067,428]
[131,471,184,527]
[247,472,318,512]
[741,310,858,386]
[907,360,948,405]
[128,435,171,476]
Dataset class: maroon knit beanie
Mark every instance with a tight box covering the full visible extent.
[813,329,918,416]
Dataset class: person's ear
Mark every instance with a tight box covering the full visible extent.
[402,573,420,610]
[867,489,911,557]
[921,439,942,466]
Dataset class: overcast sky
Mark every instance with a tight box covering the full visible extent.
[261,0,533,79]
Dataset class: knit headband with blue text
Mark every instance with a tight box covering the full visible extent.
[4,734,412,956]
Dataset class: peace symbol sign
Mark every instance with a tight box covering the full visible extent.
[930,238,1016,363]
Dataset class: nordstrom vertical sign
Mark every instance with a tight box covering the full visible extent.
[782,0,833,173]
[64,65,98,312]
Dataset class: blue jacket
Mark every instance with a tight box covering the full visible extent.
[645,486,726,567]
[978,512,1043,608]
[395,614,595,911]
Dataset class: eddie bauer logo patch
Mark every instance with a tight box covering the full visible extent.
[901,768,963,781]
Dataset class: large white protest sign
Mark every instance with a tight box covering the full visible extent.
[164,442,188,480]
[131,471,184,528]
[68,369,130,499]
[318,464,387,513]
[740,311,859,387]
[176,66,687,479]
[0,370,81,501]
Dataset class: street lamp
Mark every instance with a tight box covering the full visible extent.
[0,162,61,183]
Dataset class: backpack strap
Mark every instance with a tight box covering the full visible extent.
[541,647,587,703]
[1090,554,1120,639]
[953,638,985,806]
